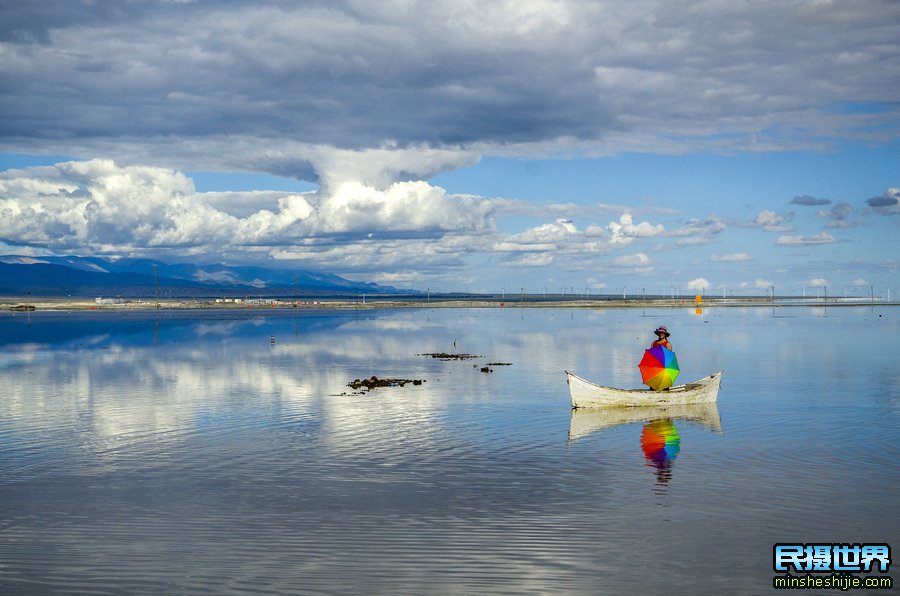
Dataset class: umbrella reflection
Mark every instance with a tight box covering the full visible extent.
[641,419,680,488]
[568,402,723,491]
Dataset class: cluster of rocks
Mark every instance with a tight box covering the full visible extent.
[344,352,514,395]
[474,362,512,373]
[347,376,425,390]
[418,352,480,360]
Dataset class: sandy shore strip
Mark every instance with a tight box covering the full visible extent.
[1,296,895,311]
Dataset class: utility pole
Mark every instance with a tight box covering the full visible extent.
[152,264,159,309]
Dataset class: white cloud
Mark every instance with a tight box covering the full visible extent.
[817,201,857,228]
[809,278,828,287]
[711,252,750,262]
[753,210,795,233]
[851,278,868,286]
[675,237,712,246]
[612,253,650,267]
[493,219,575,252]
[607,213,665,246]
[0,159,494,264]
[754,278,773,289]
[491,219,616,266]
[686,277,710,291]
[314,180,493,236]
[671,216,726,238]
[371,271,422,285]
[508,253,555,267]
[775,232,837,246]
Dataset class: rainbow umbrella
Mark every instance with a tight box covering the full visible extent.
[638,346,680,390]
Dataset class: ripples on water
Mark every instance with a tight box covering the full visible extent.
[1,307,897,594]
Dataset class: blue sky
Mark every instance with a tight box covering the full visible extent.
[1,1,898,295]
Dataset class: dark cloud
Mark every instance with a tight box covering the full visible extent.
[866,189,900,214]
[1,0,899,177]
[791,195,831,206]
[0,1,131,44]
[866,195,897,207]
[821,201,858,228]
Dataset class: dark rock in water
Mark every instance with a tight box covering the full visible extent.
[419,352,480,360]
[348,376,426,390]
[486,362,512,366]
[479,366,492,373]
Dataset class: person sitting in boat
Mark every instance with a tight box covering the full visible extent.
[651,326,672,350]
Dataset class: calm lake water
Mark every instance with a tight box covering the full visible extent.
[1,305,897,594]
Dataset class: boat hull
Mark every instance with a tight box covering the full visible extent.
[566,370,722,408]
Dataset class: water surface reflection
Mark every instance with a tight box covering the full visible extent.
[569,403,723,493]
[0,307,897,594]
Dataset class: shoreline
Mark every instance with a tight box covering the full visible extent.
[1,297,896,312]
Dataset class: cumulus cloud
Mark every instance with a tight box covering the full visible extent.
[817,201,858,228]
[791,195,831,206]
[491,198,626,221]
[508,253,555,267]
[686,277,709,291]
[493,219,577,253]
[612,253,651,268]
[866,188,900,215]
[809,278,828,287]
[0,159,494,264]
[493,214,666,267]
[670,216,727,246]
[675,237,712,246]
[607,213,665,246]
[371,271,423,285]
[754,278,773,289]
[775,232,837,246]
[711,252,751,262]
[753,210,795,233]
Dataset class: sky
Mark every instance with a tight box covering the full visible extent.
[1,0,898,295]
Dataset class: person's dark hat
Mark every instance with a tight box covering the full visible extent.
[654,326,670,337]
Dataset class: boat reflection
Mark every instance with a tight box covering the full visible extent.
[568,402,723,490]
[567,402,722,442]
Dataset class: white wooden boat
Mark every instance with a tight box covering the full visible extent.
[565,370,723,408]
[568,401,722,443]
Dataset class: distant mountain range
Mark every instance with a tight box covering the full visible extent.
[0,255,414,298]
